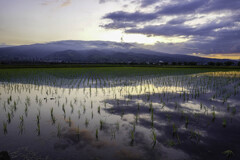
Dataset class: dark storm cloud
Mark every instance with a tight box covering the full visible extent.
[140,0,159,7]
[126,19,236,37]
[100,22,136,29]
[167,17,191,25]
[103,11,158,22]
[200,0,240,12]
[102,0,239,23]
[192,29,240,54]
[101,0,240,54]
[156,0,206,15]
[126,24,193,36]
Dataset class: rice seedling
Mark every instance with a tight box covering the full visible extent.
[51,114,56,125]
[57,124,61,138]
[180,110,185,119]
[135,113,139,124]
[212,111,216,122]
[189,130,201,144]
[51,107,54,116]
[3,102,6,112]
[166,140,176,147]
[185,116,189,128]
[176,133,181,144]
[85,118,89,128]
[70,102,74,114]
[20,115,24,124]
[83,105,86,113]
[227,104,230,112]
[222,118,227,128]
[149,101,153,112]
[13,101,17,111]
[232,107,236,115]
[98,106,101,114]
[151,108,154,127]
[36,114,40,124]
[222,150,234,160]
[174,101,178,109]
[166,114,171,122]
[68,117,72,127]
[116,121,119,131]
[200,102,203,110]
[3,122,7,135]
[172,123,177,136]
[62,104,65,114]
[111,128,116,140]
[19,116,24,135]
[7,112,11,124]
[96,128,99,140]
[78,110,81,119]
[36,123,40,136]
[100,120,104,130]
[130,130,135,146]
[152,130,157,148]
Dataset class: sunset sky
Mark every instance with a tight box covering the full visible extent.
[0,0,239,59]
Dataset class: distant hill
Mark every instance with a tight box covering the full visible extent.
[0,40,235,64]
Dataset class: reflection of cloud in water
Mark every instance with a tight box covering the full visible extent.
[197,71,240,78]
[55,128,115,150]
[113,84,189,96]
[160,143,190,160]
[115,149,144,160]
[54,127,147,160]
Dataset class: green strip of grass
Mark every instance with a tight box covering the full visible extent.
[0,64,239,69]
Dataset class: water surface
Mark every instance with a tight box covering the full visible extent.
[0,68,239,160]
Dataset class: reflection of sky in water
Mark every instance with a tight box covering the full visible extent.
[0,70,240,160]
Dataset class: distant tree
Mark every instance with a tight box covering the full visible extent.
[216,62,223,66]
[172,62,177,65]
[183,62,188,65]
[224,61,234,66]
[178,62,182,65]
[189,62,197,65]
[163,62,168,65]
[238,61,240,66]
[208,62,215,66]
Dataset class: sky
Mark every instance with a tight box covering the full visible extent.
[0,0,240,59]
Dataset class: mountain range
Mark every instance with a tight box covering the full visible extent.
[0,40,235,64]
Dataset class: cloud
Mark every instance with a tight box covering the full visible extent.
[99,0,118,4]
[100,0,240,54]
[100,21,136,29]
[126,18,236,37]
[103,11,158,22]
[139,0,159,7]
[41,0,72,7]
[200,0,240,12]
[98,0,159,7]
[61,0,72,7]
[156,0,206,15]
[147,27,240,55]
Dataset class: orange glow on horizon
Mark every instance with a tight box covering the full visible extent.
[192,53,240,60]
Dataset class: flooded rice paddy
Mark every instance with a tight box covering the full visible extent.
[0,67,239,160]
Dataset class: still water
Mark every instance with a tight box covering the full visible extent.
[0,68,239,160]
